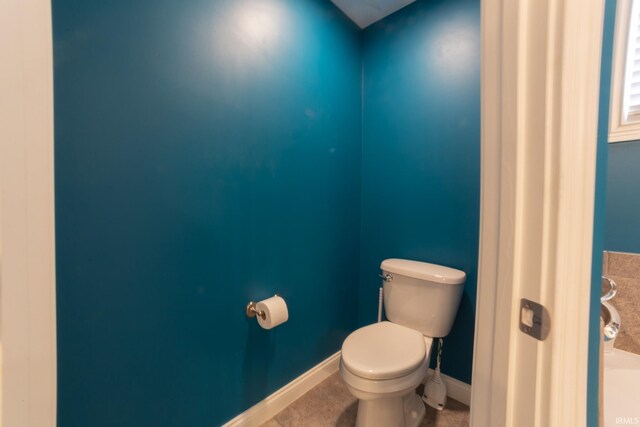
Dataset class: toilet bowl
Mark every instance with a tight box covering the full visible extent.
[340,259,465,427]
[341,322,432,427]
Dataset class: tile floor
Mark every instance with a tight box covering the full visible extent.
[261,373,469,427]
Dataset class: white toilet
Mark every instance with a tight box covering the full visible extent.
[340,259,465,427]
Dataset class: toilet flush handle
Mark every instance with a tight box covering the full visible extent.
[378,273,393,282]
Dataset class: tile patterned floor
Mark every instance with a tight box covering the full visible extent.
[261,373,469,427]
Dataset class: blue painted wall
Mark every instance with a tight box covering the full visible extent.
[605,140,640,253]
[53,0,361,425]
[590,1,616,425]
[360,0,480,384]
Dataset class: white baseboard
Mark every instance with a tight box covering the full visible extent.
[222,351,341,427]
[425,368,472,407]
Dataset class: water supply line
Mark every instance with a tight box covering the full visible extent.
[377,272,392,323]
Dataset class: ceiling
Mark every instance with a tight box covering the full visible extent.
[330,0,417,28]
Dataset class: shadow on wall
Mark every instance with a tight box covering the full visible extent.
[242,320,276,408]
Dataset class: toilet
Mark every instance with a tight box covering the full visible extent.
[340,259,465,427]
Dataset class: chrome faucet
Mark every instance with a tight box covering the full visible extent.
[601,275,617,302]
[601,276,620,350]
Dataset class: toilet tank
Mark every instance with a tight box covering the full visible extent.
[381,259,465,338]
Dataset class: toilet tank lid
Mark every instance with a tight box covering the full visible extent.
[380,259,466,285]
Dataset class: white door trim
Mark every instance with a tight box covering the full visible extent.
[472,0,604,426]
[0,0,57,426]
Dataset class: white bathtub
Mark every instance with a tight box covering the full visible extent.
[604,349,640,427]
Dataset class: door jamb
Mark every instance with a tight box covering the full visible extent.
[0,0,57,426]
[471,0,605,425]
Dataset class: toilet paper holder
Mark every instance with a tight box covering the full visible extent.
[246,301,266,320]
[246,294,281,320]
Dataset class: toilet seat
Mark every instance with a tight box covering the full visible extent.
[341,322,427,380]
[340,357,428,398]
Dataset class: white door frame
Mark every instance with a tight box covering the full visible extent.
[471,0,605,426]
[0,0,57,426]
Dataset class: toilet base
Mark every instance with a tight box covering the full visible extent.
[355,391,425,427]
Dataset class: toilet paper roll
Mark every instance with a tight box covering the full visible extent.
[256,295,289,330]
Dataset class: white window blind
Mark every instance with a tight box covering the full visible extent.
[623,0,640,122]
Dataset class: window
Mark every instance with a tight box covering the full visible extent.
[610,0,640,142]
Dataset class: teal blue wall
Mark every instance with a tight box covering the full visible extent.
[360,0,480,384]
[54,0,483,423]
[53,0,361,425]
[605,140,640,253]
[590,1,617,426]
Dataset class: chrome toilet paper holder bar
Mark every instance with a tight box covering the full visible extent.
[245,301,266,320]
